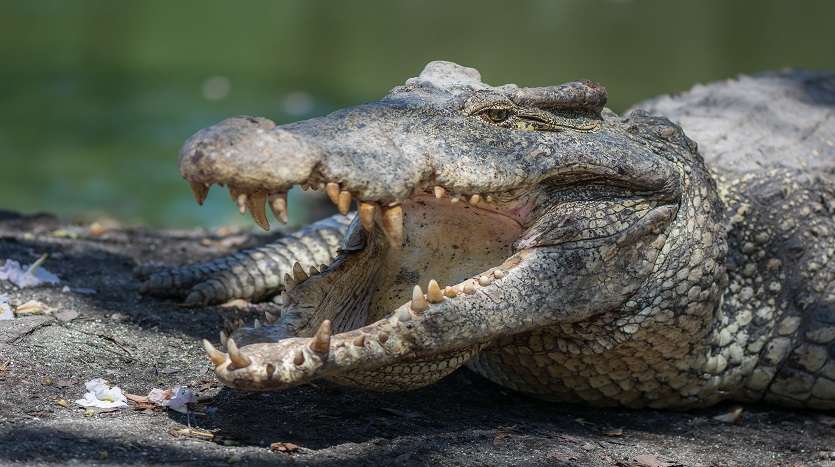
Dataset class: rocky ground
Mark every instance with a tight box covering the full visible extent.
[0,210,833,466]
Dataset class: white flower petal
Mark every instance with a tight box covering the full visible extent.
[75,378,128,409]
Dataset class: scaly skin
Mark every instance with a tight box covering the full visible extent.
[141,62,835,409]
[139,214,352,305]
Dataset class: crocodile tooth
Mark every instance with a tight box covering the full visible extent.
[309,320,332,354]
[325,182,340,205]
[443,286,459,298]
[228,186,240,201]
[268,192,288,224]
[337,190,352,215]
[308,265,320,276]
[463,283,476,294]
[493,269,505,279]
[352,334,366,347]
[292,262,308,282]
[469,194,481,205]
[190,182,210,205]
[202,339,226,366]
[411,285,428,312]
[478,275,492,286]
[253,318,261,329]
[293,350,305,365]
[219,330,228,347]
[486,194,494,203]
[227,339,252,368]
[433,186,446,199]
[264,311,277,323]
[246,191,270,231]
[275,291,288,305]
[382,204,404,247]
[265,363,276,378]
[359,202,376,232]
[450,195,460,203]
[427,279,444,303]
[397,308,412,322]
[236,193,248,214]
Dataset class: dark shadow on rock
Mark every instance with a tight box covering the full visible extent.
[188,364,830,446]
[191,369,692,449]
[0,425,291,466]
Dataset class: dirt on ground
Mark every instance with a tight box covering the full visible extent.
[0,210,833,467]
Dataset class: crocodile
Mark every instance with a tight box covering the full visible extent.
[138,61,835,409]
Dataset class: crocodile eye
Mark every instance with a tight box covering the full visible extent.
[484,108,511,123]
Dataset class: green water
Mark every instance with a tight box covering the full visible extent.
[2,0,834,228]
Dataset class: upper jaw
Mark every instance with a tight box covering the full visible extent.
[178,115,542,235]
[178,107,682,239]
[179,110,678,214]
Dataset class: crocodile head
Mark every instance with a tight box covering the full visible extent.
[182,61,718,391]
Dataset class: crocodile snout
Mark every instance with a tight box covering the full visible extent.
[178,116,322,193]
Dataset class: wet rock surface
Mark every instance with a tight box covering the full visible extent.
[0,211,833,466]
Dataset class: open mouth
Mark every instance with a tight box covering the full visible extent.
[191,176,537,390]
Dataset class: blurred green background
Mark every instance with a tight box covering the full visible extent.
[2,0,834,229]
